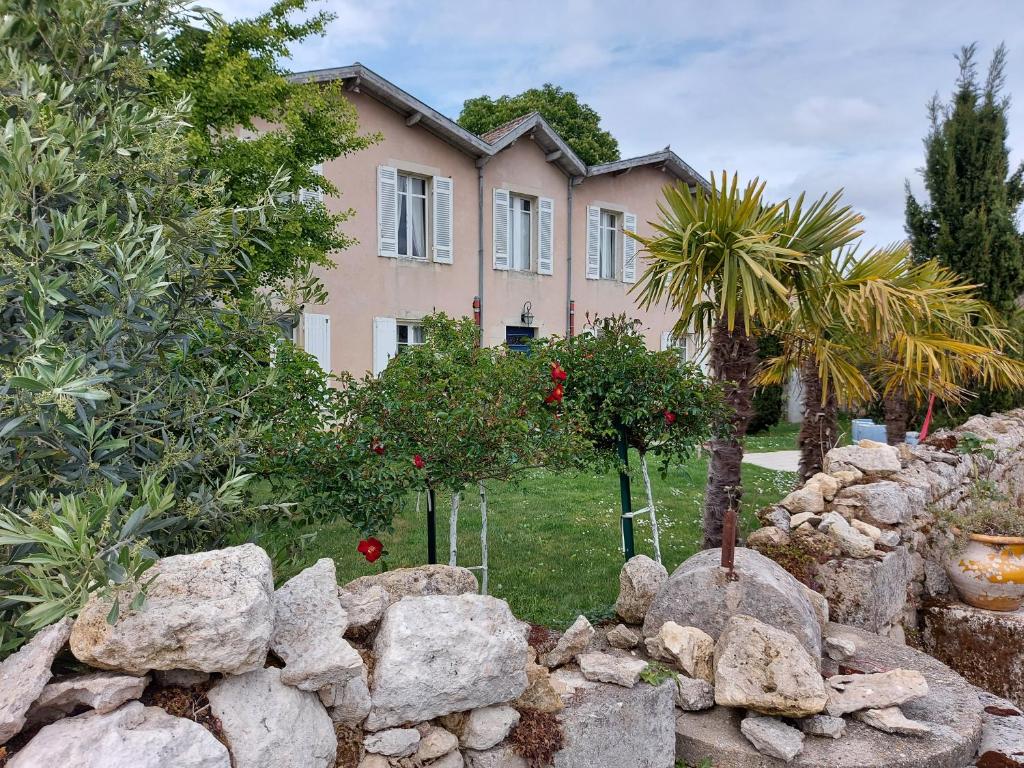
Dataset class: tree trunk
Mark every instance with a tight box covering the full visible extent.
[883,389,910,445]
[798,359,839,481]
[703,317,758,549]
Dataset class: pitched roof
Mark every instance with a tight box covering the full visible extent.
[288,62,703,184]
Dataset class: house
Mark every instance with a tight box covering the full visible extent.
[285,63,707,377]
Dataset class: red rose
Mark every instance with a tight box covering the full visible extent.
[357,537,383,563]
[550,362,567,382]
[370,439,384,455]
[664,410,677,425]
[413,454,425,469]
[545,383,564,404]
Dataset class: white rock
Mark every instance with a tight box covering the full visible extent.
[540,615,594,668]
[835,481,913,525]
[460,705,520,750]
[578,652,648,688]
[713,615,828,717]
[0,617,72,745]
[673,676,715,711]
[549,667,597,699]
[513,661,563,713]
[820,511,876,558]
[614,555,668,624]
[7,701,229,768]
[365,594,528,730]
[364,727,421,756]
[740,715,805,763]
[606,624,639,649]
[797,714,846,739]
[208,667,336,768]
[851,518,883,541]
[271,559,363,691]
[320,672,371,726]
[431,751,466,768]
[643,622,714,682]
[26,671,148,727]
[825,444,901,476]
[155,669,210,688]
[824,634,857,661]
[780,484,825,514]
[416,726,459,761]
[357,756,389,768]
[826,669,929,717]
[765,506,793,532]
[809,472,841,501]
[70,545,274,675]
[337,585,391,639]
[854,706,932,735]
[789,512,823,528]
[746,526,790,550]
[464,744,527,768]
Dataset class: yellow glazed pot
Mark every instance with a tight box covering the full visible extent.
[946,533,1024,612]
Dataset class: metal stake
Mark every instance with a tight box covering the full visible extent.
[617,426,635,561]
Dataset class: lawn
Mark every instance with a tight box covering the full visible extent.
[270,420,834,629]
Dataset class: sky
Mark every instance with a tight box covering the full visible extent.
[203,0,1024,245]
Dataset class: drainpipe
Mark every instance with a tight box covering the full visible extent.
[476,158,487,344]
[566,176,577,337]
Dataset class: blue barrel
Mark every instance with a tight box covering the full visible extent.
[851,419,873,442]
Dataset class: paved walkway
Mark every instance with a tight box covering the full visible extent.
[742,450,800,472]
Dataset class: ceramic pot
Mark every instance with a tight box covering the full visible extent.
[946,533,1024,611]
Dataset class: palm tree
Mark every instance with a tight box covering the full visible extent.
[631,172,863,548]
[759,245,1024,477]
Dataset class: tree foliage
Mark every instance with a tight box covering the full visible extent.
[458,84,619,166]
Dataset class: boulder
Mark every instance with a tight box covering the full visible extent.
[673,676,715,711]
[70,544,274,675]
[815,548,911,633]
[553,679,675,768]
[337,584,391,640]
[825,443,901,477]
[643,621,714,682]
[415,726,459,762]
[834,481,913,525]
[364,728,421,757]
[365,594,528,730]
[460,705,520,750]
[319,672,371,726]
[0,617,72,745]
[740,715,805,762]
[7,701,229,768]
[208,667,336,768]
[606,624,639,649]
[713,615,828,717]
[797,714,846,739]
[643,547,823,659]
[513,662,563,713]
[578,652,647,688]
[854,706,932,736]
[540,615,593,668]
[271,559,363,691]
[613,555,667,624]
[826,669,929,717]
[819,511,876,558]
[26,671,148,727]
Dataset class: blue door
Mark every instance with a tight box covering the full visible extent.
[505,326,536,353]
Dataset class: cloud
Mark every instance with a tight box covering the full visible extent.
[199,0,1024,245]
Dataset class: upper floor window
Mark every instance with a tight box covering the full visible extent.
[599,210,617,279]
[378,165,453,264]
[586,205,637,283]
[493,189,554,275]
[397,174,427,259]
[510,195,533,271]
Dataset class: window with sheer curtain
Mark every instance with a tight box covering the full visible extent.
[397,173,427,259]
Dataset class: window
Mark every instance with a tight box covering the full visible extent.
[505,326,536,353]
[397,322,425,354]
[397,173,427,259]
[509,195,533,271]
[599,210,617,279]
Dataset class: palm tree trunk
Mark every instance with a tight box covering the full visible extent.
[883,389,910,445]
[798,359,839,481]
[704,316,758,549]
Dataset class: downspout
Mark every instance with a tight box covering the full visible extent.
[476,157,487,344]
[566,176,577,337]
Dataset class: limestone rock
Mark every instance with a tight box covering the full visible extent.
[430,751,466,768]
[26,671,148,727]
[854,706,932,735]
[835,481,913,525]
[578,652,647,688]
[606,624,639,649]
[271,559,363,691]
[815,547,911,633]
[780,484,825,514]
[740,715,805,762]
[71,544,274,675]
[825,443,901,476]
[643,621,714,682]
[673,676,715,711]
[7,701,229,768]
[337,584,391,640]
[810,472,841,501]
[824,634,857,661]
[713,615,828,717]
[643,547,823,658]
[460,705,520,750]
[764,506,793,532]
[831,468,864,486]
[208,667,336,768]
[364,728,421,757]
[789,511,822,528]
[320,672,371,726]
[826,669,929,717]
[553,678,675,768]
[820,511,876,558]
[851,518,883,541]
[341,564,477,605]
[548,668,596,700]
[801,585,830,633]
[0,617,72,745]
[365,594,528,730]
[416,726,459,762]
[357,757,389,768]
[613,555,667,624]
[465,744,527,768]
[540,615,593,668]
[797,714,846,739]
[513,662,563,713]
[155,669,209,688]
[746,526,790,550]
[977,694,1024,768]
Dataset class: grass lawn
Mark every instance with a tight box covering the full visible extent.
[267,420,842,630]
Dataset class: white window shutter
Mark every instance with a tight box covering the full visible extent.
[538,196,554,275]
[585,205,600,279]
[372,316,398,376]
[297,163,324,205]
[660,331,671,351]
[432,176,454,264]
[303,312,331,372]
[492,188,510,270]
[622,212,638,284]
[377,165,399,257]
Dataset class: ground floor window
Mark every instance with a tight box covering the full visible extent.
[505,325,536,353]
[397,322,425,354]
